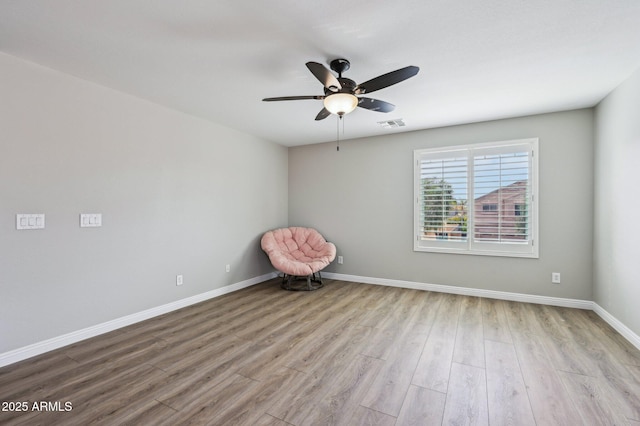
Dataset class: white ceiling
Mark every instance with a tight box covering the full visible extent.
[2,1,640,146]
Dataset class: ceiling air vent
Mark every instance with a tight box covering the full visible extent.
[377,119,406,129]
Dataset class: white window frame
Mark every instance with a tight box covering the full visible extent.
[414,138,539,258]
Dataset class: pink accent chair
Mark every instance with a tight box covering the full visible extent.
[261,227,337,291]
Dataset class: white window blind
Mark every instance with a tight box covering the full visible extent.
[417,151,468,248]
[414,138,538,258]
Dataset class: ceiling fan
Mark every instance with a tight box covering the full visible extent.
[263,59,419,120]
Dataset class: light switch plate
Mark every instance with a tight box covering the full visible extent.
[80,213,102,227]
[16,214,45,230]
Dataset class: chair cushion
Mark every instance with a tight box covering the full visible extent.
[261,227,336,276]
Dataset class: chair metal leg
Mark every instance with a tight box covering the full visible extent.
[279,272,325,291]
[280,274,293,290]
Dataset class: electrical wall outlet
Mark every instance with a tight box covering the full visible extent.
[176,275,183,286]
[225,264,230,273]
[552,272,561,284]
[338,256,343,264]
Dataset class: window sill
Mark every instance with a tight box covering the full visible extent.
[414,245,539,259]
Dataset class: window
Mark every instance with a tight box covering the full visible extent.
[414,138,538,258]
[482,204,498,211]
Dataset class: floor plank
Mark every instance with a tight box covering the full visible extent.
[481,298,513,344]
[453,296,485,368]
[411,292,460,392]
[485,339,536,426]
[441,362,488,425]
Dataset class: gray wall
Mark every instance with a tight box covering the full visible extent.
[289,109,594,300]
[0,53,288,353]
[594,68,640,337]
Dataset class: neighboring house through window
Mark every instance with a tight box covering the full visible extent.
[414,138,538,258]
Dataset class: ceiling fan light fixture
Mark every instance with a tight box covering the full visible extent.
[323,93,358,116]
[263,59,419,121]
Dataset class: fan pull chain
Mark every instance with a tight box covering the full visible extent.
[336,115,341,151]
[336,114,345,151]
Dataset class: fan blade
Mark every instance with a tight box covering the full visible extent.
[357,97,395,113]
[315,108,331,121]
[306,62,342,91]
[355,66,419,94]
[263,95,324,101]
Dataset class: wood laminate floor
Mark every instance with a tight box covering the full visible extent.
[2,278,640,425]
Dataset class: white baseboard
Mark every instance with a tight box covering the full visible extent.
[0,273,277,368]
[323,272,593,309]
[324,272,640,351]
[592,303,640,351]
